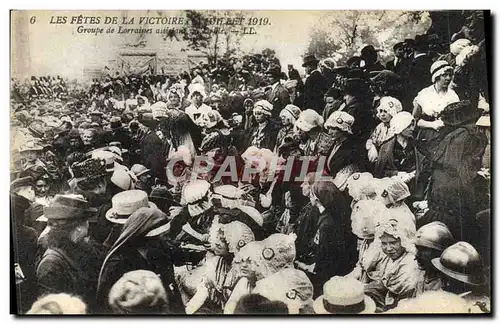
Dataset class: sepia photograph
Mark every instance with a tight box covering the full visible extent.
[9,9,491,315]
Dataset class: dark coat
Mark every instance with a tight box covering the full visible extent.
[140,130,166,183]
[96,238,185,314]
[36,238,105,312]
[386,58,412,76]
[105,127,132,149]
[295,202,320,262]
[326,138,365,177]
[312,207,357,297]
[12,221,39,314]
[265,83,291,118]
[404,53,434,109]
[374,136,417,179]
[364,61,386,73]
[244,121,280,150]
[303,70,327,113]
[343,97,377,145]
[420,125,487,245]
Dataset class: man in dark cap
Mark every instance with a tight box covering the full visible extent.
[105,117,131,150]
[301,54,328,113]
[139,113,166,184]
[360,45,386,73]
[265,64,291,119]
[386,42,408,75]
[404,34,434,109]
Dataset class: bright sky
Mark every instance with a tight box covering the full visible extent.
[11,10,325,79]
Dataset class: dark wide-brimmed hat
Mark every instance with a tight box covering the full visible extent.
[302,54,320,67]
[440,100,481,126]
[361,45,381,58]
[265,64,282,77]
[44,194,97,221]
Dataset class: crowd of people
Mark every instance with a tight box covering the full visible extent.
[10,12,491,315]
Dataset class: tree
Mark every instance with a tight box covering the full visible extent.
[306,28,341,59]
[306,10,432,65]
[181,10,247,65]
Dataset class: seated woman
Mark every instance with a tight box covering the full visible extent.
[346,200,388,284]
[364,216,420,312]
[366,97,403,163]
[346,172,382,208]
[293,109,329,157]
[323,111,361,188]
[165,145,193,202]
[184,220,255,314]
[274,104,301,155]
[166,180,216,244]
[374,112,417,188]
[296,181,358,297]
[225,233,297,313]
[376,177,417,235]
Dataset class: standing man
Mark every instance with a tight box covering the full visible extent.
[265,64,291,120]
[386,42,407,75]
[301,54,327,114]
[360,45,386,73]
[138,113,166,185]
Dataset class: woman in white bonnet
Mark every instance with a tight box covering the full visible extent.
[364,216,420,312]
[274,104,301,154]
[225,233,297,313]
[376,177,417,235]
[346,172,382,208]
[185,220,255,314]
[347,200,388,284]
[366,96,403,163]
[374,111,417,188]
[252,267,314,314]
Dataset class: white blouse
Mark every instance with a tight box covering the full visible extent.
[413,85,460,117]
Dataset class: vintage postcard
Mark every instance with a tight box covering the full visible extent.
[10,9,491,315]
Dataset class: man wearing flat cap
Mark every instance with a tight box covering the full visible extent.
[265,64,291,119]
[301,55,328,114]
[386,42,410,75]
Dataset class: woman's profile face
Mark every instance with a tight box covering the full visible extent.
[212,230,229,256]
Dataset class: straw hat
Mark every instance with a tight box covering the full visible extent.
[131,164,151,178]
[313,276,376,314]
[105,190,156,224]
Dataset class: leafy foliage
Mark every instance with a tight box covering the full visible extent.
[306,10,432,65]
